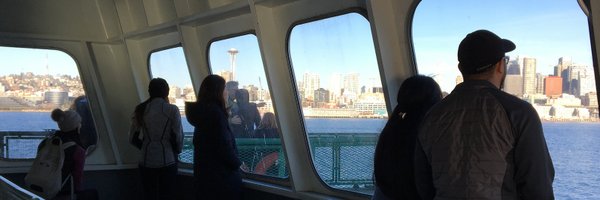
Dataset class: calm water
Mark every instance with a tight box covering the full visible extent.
[1,112,599,199]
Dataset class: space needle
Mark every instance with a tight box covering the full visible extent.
[228,48,238,81]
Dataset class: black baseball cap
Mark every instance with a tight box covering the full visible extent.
[458,30,516,74]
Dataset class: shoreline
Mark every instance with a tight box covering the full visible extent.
[1,110,599,123]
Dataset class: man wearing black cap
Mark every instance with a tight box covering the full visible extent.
[414,30,555,199]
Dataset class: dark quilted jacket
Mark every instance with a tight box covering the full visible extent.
[415,80,554,200]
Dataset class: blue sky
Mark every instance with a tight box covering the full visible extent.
[413,0,592,92]
[0,47,78,77]
[0,0,593,93]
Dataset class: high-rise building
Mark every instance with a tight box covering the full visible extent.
[503,74,523,97]
[522,57,537,96]
[577,66,595,96]
[535,73,546,94]
[329,73,343,102]
[544,76,562,98]
[343,73,360,96]
[218,70,233,82]
[365,77,382,94]
[314,88,330,106]
[566,65,590,96]
[243,85,260,101]
[555,57,572,77]
[507,59,520,75]
[302,72,320,101]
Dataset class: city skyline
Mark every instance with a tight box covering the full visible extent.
[0,0,594,96]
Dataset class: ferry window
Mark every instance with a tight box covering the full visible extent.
[208,34,288,178]
[149,47,196,164]
[413,1,598,199]
[0,46,95,159]
[288,13,384,193]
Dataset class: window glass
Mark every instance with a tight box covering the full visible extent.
[208,34,288,178]
[413,1,598,199]
[149,47,196,164]
[0,47,94,159]
[289,13,384,193]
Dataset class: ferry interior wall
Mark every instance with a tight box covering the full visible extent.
[1,0,599,199]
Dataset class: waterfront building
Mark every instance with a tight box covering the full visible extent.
[44,90,68,106]
[582,92,598,107]
[548,93,582,107]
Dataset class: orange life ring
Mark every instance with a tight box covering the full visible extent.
[254,152,278,175]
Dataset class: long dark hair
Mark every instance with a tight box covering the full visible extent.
[392,75,442,118]
[373,75,442,198]
[134,78,170,125]
[197,75,227,115]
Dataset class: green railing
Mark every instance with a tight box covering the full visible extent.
[1,131,378,189]
[181,133,377,189]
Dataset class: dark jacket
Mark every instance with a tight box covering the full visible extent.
[253,128,279,138]
[415,80,555,200]
[186,102,242,200]
[231,102,260,138]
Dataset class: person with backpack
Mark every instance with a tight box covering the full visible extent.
[129,78,183,200]
[51,108,87,197]
[25,108,86,199]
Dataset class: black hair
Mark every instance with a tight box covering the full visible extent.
[134,78,170,125]
[373,75,442,198]
[394,75,442,116]
[197,75,227,116]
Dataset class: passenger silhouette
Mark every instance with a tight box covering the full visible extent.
[372,75,441,200]
[129,78,183,200]
[415,30,555,199]
[231,89,260,138]
[50,109,88,198]
[70,95,97,155]
[254,112,279,139]
[186,75,242,200]
[251,112,281,176]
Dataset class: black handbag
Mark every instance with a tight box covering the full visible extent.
[131,127,144,149]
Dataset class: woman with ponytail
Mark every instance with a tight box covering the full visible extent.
[129,78,183,200]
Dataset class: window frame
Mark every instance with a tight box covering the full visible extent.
[0,45,86,161]
[285,9,383,197]
[206,32,291,186]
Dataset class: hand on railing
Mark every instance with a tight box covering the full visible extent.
[240,162,249,172]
